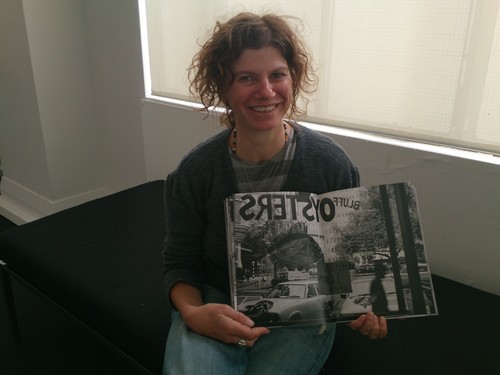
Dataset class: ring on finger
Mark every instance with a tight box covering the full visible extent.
[238,338,247,346]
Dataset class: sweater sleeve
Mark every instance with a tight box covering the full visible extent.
[162,168,206,309]
[285,124,361,193]
[349,163,361,188]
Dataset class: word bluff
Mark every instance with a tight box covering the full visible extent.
[237,193,361,222]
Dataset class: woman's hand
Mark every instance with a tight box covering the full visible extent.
[181,303,270,347]
[347,311,387,340]
[171,282,269,347]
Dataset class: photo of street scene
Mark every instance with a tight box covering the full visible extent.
[226,183,438,327]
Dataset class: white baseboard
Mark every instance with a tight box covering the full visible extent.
[0,177,113,224]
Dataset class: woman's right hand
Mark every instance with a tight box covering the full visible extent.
[171,282,270,347]
[181,302,270,347]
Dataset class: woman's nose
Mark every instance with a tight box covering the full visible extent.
[256,79,275,97]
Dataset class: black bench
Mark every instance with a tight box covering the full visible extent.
[1,180,499,374]
[0,180,169,374]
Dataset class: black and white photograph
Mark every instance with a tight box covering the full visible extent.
[225,182,438,327]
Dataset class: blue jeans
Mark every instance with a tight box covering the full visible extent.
[163,285,336,375]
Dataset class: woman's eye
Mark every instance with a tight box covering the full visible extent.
[238,75,253,83]
[272,72,287,80]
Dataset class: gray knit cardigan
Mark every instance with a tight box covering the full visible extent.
[162,123,360,306]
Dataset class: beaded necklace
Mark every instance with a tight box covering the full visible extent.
[230,122,289,154]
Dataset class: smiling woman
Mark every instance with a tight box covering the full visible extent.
[160,12,387,375]
[223,47,292,161]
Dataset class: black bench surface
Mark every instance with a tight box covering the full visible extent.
[0,180,170,374]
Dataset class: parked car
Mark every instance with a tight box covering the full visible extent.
[340,277,399,316]
[356,264,375,274]
[238,280,333,325]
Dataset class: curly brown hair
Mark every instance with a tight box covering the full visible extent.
[188,12,317,128]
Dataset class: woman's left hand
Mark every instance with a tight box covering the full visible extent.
[347,311,387,340]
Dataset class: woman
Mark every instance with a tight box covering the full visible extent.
[162,12,387,375]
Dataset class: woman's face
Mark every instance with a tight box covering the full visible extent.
[224,46,292,133]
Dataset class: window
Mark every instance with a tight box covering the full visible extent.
[140,0,500,155]
[307,284,318,298]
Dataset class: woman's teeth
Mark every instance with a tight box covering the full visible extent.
[252,105,276,112]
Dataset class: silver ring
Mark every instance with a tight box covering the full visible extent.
[238,338,247,346]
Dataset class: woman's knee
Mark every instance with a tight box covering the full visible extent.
[163,311,247,375]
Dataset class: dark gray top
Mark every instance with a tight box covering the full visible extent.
[162,123,360,307]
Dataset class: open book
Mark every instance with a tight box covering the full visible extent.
[224,182,438,327]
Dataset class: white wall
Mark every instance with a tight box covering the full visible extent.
[0,0,498,296]
[0,0,147,222]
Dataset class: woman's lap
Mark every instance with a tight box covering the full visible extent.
[245,323,335,375]
[163,285,335,375]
